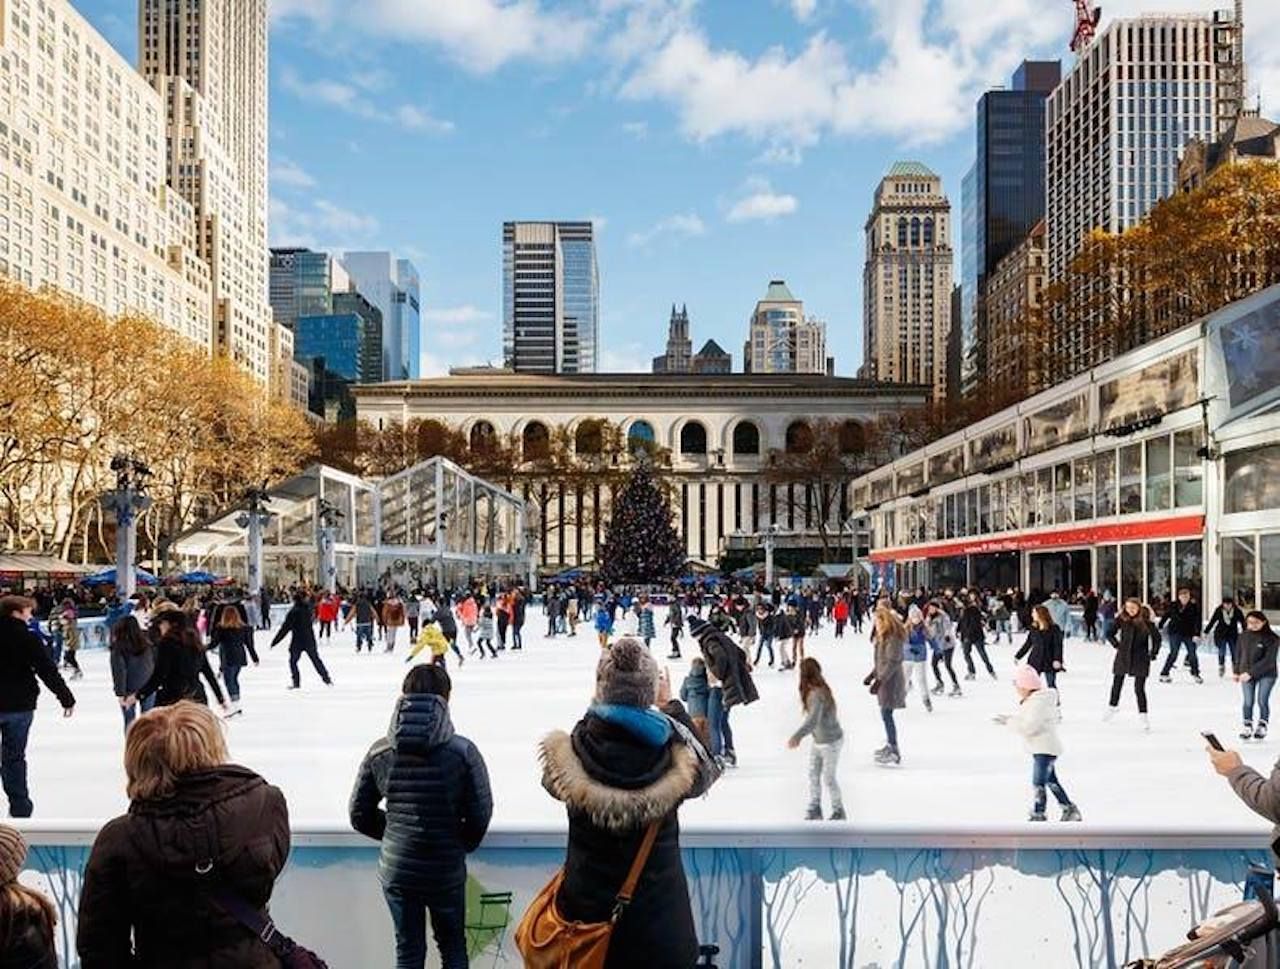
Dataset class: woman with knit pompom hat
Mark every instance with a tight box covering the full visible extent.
[0,824,58,967]
[993,665,1083,823]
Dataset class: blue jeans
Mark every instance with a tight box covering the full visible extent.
[121,694,157,731]
[707,686,725,758]
[1161,633,1200,677]
[355,623,374,651]
[754,635,774,666]
[223,664,242,702]
[1243,676,1276,725]
[0,712,34,817]
[1032,753,1072,814]
[881,707,898,750]
[995,619,1012,644]
[382,884,467,969]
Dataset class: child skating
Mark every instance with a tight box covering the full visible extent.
[993,665,1082,822]
[406,621,450,668]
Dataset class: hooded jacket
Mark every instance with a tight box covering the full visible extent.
[539,701,715,969]
[688,617,759,709]
[76,766,289,968]
[349,693,492,894]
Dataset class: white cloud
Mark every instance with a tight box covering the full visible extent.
[626,212,706,248]
[726,178,798,222]
[789,0,817,22]
[621,120,649,139]
[396,104,455,134]
[270,156,316,189]
[281,68,453,134]
[269,196,379,250]
[422,305,494,326]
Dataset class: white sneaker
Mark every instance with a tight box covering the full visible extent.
[1102,706,1117,722]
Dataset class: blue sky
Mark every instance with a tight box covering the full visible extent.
[77,0,1277,376]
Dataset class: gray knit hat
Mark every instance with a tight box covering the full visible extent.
[0,826,27,885]
[595,636,658,708]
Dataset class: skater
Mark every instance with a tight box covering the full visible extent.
[382,592,407,654]
[436,597,464,666]
[405,592,421,642]
[210,607,258,714]
[753,604,775,668]
[350,664,492,969]
[594,596,614,649]
[258,587,273,630]
[1104,597,1155,729]
[958,593,996,680]
[407,620,451,669]
[475,601,498,659]
[990,595,1013,644]
[1206,596,1245,678]
[55,599,82,680]
[510,589,526,650]
[689,616,759,769]
[788,603,806,669]
[925,600,961,697]
[345,592,377,653]
[1015,606,1064,689]
[736,598,757,659]
[1082,590,1100,642]
[850,592,866,634]
[788,658,845,821]
[680,657,711,743]
[867,606,906,766]
[566,595,579,636]
[0,597,76,817]
[1159,587,1203,684]
[129,609,227,712]
[637,595,656,649]
[495,591,511,649]
[109,616,155,732]
[832,595,848,639]
[993,665,1082,822]
[316,593,339,641]
[665,594,685,659]
[904,605,932,711]
[0,825,59,965]
[1235,611,1279,741]
[269,594,333,690]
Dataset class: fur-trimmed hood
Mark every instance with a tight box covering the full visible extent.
[539,728,698,833]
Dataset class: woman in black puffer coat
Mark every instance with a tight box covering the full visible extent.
[539,637,717,969]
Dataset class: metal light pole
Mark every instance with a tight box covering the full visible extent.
[316,498,345,594]
[102,454,152,598]
[435,512,450,593]
[763,523,779,589]
[235,486,272,596]
[523,503,539,592]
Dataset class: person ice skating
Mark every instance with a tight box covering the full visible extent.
[1206,596,1245,679]
[925,600,962,697]
[867,606,907,766]
[594,596,614,649]
[637,595,656,649]
[688,616,758,770]
[1104,598,1156,729]
[787,603,806,669]
[382,593,407,653]
[434,598,464,666]
[109,616,156,732]
[958,594,996,680]
[0,597,75,818]
[350,664,492,969]
[406,621,450,669]
[736,597,757,658]
[0,825,58,967]
[510,589,526,651]
[1159,587,1204,683]
[993,665,1082,822]
[345,592,377,653]
[1015,606,1064,689]
[269,594,333,690]
[679,658,711,742]
[405,593,421,642]
[1082,590,1100,642]
[566,595,580,636]
[665,595,684,659]
[833,596,849,639]
[55,599,82,680]
[903,604,932,712]
[129,609,228,713]
[753,604,776,668]
[531,638,718,969]
[788,658,845,821]
[495,591,511,649]
[315,593,339,641]
[76,701,291,968]
[1235,611,1279,741]
[210,606,258,715]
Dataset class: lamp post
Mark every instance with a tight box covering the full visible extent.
[102,454,152,598]
[435,512,450,593]
[235,485,272,597]
[763,523,780,589]
[523,501,539,592]
[316,498,345,594]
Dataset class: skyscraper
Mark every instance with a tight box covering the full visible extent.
[502,222,599,374]
[1046,7,1243,373]
[341,252,421,381]
[269,248,340,332]
[652,305,693,373]
[861,163,953,399]
[140,0,275,385]
[743,280,828,374]
[960,61,1060,397]
[333,290,385,384]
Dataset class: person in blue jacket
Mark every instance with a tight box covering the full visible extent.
[349,664,492,969]
[594,596,614,648]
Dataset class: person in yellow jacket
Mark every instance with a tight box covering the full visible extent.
[406,622,449,669]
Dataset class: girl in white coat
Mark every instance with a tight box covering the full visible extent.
[994,665,1083,822]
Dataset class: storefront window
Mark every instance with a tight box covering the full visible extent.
[968,488,979,535]
[1096,449,1117,518]
[1121,542,1144,601]
[1225,445,1280,514]
[1098,544,1118,598]
[1262,534,1280,622]
[1175,538,1203,606]
[1023,472,1037,528]
[1145,435,1172,512]
[1173,427,1204,508]
[1006,476,1024,531]
[1146,541,1172,607]
[978,485,991,534]
[1119,444,1143,515]
[1054,463,1072,524]
[934,499,945,542]
[1036,468,1053,526]
[1074,457,1095,521]
[956,491,968,538]
[991,480,1005,533]
[1222,535,1257,608]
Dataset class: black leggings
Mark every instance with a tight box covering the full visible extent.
[1109,673,1148,713]
[961,639,995,676]
[670,628,682,655]
[932,649,959,689]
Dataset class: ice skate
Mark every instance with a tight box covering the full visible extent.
[286,684,300,690]
[1219,665,1226,679]
[829,807,847,821]
[1159,674,1172,683]
[1241,721,1254,741]
[1193,674,1203,684]
[874,746,901,766]
[1061,805,1083,822]
[1256,722,1269,741]
[924,697,934,712]
[948,685,963,698]
[1028,811,1047,822]
[804,804,823,821]
[931,683,945,696]
[964,672,976,681]
[1140,713,1151,732]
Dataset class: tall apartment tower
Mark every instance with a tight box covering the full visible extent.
[341,252,421,381]
[1046,7,1244,373]
[861,163,953,400]
[139,0,276,385]
[743,281,827,374]
[652,304,693,373]
[502,222,599,374]
[960,61,1060,397]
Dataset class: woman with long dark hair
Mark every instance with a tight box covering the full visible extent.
[788,658,845,820]
[1016,605,1064,689]
[1235,610,1279,741]
[209,607,258,715]
[126,610,227,712]
[1104,598,1155,730]
[110,616,156,732]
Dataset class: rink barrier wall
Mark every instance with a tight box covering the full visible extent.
[16,822,1277,968]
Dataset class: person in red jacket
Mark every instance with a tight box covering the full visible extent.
[316,594,340,641]
[833,596,850,639]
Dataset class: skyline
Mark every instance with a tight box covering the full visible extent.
[72,0,1280,377]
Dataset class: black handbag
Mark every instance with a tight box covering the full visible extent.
[209,884,329,968]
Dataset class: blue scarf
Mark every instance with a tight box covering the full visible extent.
[590,704,672,747]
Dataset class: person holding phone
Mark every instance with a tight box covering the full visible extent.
[1208,728,1280,870]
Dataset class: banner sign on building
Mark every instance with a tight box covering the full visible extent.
[927,445,966,485]
[1098,349,1199,433]
[1024,393,1089,454]
[968,423,1018,472]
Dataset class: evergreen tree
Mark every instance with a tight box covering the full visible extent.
[598,460,684,584]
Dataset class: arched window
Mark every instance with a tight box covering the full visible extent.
[838,420,866,455]
[574,420,603,455]
[469,420,496,452]
[910,217,921,247]
[922,217,934,246]
[522,421,549,461]
[680,421,707,455]
[897,217,908,247]
[786,420,813,454]
[732,421,760,456]
[627,420,656,454]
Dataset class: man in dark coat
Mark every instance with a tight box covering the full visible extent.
[687,616,759,708]
[350,664,492,969]
[270,594,332,690]
[0,597,75,817]
[1159,587,1205,683]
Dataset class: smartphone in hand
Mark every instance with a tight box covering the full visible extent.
[1202,731,1225,752]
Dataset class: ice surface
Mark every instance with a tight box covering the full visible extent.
[21,620,1276,832]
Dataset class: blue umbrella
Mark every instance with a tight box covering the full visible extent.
[178,570,223,585]
[82,567,158,587]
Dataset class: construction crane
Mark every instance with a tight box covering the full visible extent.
[1070,0,1102,53]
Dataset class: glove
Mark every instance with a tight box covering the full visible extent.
[862,672,875,687]
[867,677,881,695]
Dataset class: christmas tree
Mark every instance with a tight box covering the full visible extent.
[598,460,685,584]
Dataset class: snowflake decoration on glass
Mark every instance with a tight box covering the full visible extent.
[1228,320,1262,358]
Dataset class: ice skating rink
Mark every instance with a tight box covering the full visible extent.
[22,620,1276,830]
